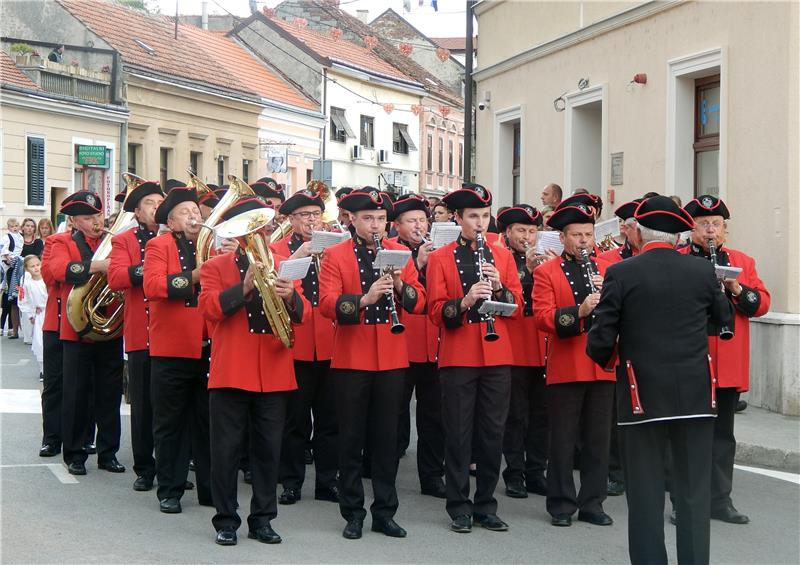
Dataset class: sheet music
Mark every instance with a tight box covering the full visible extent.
[372,250,412,271]
[277,256,312,281]
[430,223,462,249]
[310,230,350,252]
[534,231,564,256]
[478,300,518,317]
[715,265,742,281]
[594,217,620,240]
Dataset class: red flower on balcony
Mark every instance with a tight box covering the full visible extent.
[70,59,80,67]
[383,103,395,114]
[330,28,343,41]
[436,47,450,62]
[101,64,111,73]
[399,43,413,56]
[364,36,379,49]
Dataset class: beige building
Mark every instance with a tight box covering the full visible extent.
[473,0,799,414]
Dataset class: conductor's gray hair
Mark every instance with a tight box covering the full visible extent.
[637,224,679,247]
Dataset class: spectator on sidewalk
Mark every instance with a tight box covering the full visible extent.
[540,183,562,208]
[1,218,24,338]
[18,255,47,379]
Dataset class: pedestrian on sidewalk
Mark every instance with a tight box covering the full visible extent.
[18,255,47,378]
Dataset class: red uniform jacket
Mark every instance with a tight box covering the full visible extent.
[41,233,69,334]
[47,230,104,342]
[426,239,523,368]
[143,233,206,359]
[108,226,154,353]
[199,251,307,392]
[505,249,545,367]
[533,254,615,385]
[681,245,770,391]
[271,234,334,362]
[319,237,426,372]
[598,241,637,265]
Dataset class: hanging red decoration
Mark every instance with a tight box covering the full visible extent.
[439,105,451,118]
[399,42,413,56]
[294,17,308,29]
[261,7,274,18]
[436,47,451,61]
[410,104,423,116]
[383,103,395,114]
[330,28,343,41]
[364,36,379,49]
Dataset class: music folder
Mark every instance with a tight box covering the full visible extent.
[715,265,742,281]
[478,300,518,317]
[277,256,312,281]
[310,230,350,252]
[372,250,412,271]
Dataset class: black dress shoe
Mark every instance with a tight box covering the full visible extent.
[468,464,477,477]
[215,529,237,546]
[133,476,153,491]
[669,510,677,525]
[342,518,363,539]
[577,510,613,526]
[188,459,196,471]
[304,448,313,465]
[243,470,252,484]
[98,458,126,473]
[474,513,509,531]
[371,518,407,538]
[67,462,86,476]
[606,479,625,496]
[278,487,301,505]
[248,523,281,544]
[420,479,446,499]
[505,480,528,499]
[450,514,472,533]
[184,480,194,490]
[526,475,548,496]
[735,400,748,412]
[551,514,572,527]
[314,485,340,503]
[711,504,750,524]
[39,444,60,457]
[159,497,182,514]
[83,443,96,454]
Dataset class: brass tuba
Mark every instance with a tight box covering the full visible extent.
[216,206,295,348]
[194,174,255,265]
[65,173,141,341]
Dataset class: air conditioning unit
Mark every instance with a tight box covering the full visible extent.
[351,145,363,160]
[377,149,390,164]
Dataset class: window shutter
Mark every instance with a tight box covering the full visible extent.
[27,137,45,206]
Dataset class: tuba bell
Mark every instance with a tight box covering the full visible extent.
[215,206,295,348]
[193,174,255,265]
[65,173,141,341]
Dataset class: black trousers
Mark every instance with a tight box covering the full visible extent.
[398,361,445,487]
[608,388,625,484]
[440,365,511,519]
[279,360,338,491]
[151,354,211,504]
[128,350,155,481]
[334,369,404,522]
[210,388,288,532]
[61,339,123,465]
[711,387,739,510]
[502,365,548,484]
[546,380,614,517]
[41,331,63,447]
[621,418,714,565]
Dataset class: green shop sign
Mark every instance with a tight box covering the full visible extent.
[77,145,107,167]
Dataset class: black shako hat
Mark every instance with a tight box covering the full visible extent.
[251,177,285,202]
[335,187,354,201]
[546,203,596,231]
[441,183,492,210]
[684,194,730,220]
[557,193,603,214]
[123,181,165,213]
[614,198,645,221]
[338,187,395,219]
[154,187,198,225]
[634,196,695,234]
[392,194,430,218]
[280,189,325,215]
[497,204,542,230]
[220,196,273,222]
[114,189,126,203]
[60,191,103,216]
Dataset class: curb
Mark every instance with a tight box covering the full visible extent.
[735,442,800,473]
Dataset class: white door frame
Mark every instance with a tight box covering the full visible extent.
[492,104,524,210]
[563,84,608,197]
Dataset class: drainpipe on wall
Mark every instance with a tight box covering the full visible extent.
[463,0,476,183]
[118,121,127,210]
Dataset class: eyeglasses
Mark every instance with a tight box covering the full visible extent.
[697,220,725,230]
[292,211,322,219]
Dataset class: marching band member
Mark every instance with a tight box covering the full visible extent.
[251,178,286,231]
[143,187,212,514]
[495,205,548,499]
[319,188,425,540]
[390,194,446,499]
[533,202,614,528]
[272,186,339,505]
[426,184,523,533]
[46,191,124,476]
[199,196,308,546]
[108,180,165,491]
[682,195,770,525]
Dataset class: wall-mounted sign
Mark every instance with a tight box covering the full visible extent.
[267,146,288,173]
[610,152,624,186]
[77,145,107,167]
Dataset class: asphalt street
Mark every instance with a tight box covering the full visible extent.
[1,336,798,564]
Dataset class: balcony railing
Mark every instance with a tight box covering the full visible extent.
[13,56,112,104]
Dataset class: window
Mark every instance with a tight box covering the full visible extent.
[360,115,375,148]
[512,123,521,204]
[437,137,443,172]
[694,75,720,197]
[190,151,202,177]
[392,123,417,154]
[159,147,170,189]
[458,142,464,178]
[448,140,454,175]
[306,169,313,185]
[242,159,249,183]
[128,144,140,175]
[27,136,45,206]
[330,107,354,143]
[426,134,433,171]
[217,156,227,187]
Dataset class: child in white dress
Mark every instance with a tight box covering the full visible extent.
[18,255,47,379]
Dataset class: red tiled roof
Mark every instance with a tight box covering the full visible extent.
[429,37,477,51]
[268,17,418,85]
[0,51,40,90]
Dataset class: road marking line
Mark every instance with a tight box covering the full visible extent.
[0,389,130,415]
[0,463,79,484]
[735,464,800,485]
[0,358,31,366]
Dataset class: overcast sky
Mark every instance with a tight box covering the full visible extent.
[152,0,471,37]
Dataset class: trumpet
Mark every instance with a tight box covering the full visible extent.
[579,248,600,294]
[372,233,405,334]
[475,231,499,342]
[708,239,734,341]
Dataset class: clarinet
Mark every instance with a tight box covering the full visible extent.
[579,248,600,294]
[708,239,734,341]
[372,234,405,334]
[475,232,500,342]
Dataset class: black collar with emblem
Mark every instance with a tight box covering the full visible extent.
[287,233,319,307]
[510,249,533,316]
[169,232,198,307]
[560,251,596,315]
[352,235,391,325]
[454,234,495,324]
[128,223,156,288]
